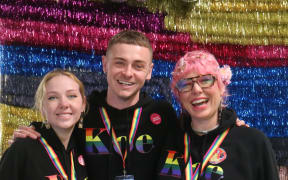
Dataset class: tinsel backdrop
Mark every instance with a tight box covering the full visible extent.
[0,0,287,176]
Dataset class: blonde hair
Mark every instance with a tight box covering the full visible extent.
[34,69,86,117]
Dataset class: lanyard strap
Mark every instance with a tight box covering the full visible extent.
[184,128,230,180]
[39,137,76,180]
[100,107,142,170]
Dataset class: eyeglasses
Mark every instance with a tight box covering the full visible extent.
[176,74,216,92]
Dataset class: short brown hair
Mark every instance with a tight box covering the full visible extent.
[34,69,86,117]
[106,30,153,59]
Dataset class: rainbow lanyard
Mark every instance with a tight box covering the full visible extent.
[39,137,77,180]
[184,128,230,180]
[100,107,142,172]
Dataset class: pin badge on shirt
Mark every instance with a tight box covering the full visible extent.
[150,113,161,125]
[209,147,227,164]
[78,155,85,166]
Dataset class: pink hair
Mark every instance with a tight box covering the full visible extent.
[171,50,232,106]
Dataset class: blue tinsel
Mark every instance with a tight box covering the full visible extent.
[0,44,287,137]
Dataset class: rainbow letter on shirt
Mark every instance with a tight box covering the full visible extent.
[160,150,181,178]
[85,128,109,154]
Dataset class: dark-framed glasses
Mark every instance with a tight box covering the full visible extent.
[176,74,216,92]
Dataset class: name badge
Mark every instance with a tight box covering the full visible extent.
[115,175,134,180]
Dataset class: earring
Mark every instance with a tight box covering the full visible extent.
[218,105,223,123]
[44,120,50,129]
[78,112,84,128]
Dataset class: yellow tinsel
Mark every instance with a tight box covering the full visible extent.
[0,104,43,155]
[133,0,288,45]
[165,16,288,38]
[194,1,288,12]
[190,34,288,45]
[184,12,288,25]
[139,0,288,13]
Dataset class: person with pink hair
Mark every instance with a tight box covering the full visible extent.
[157,50,279,180]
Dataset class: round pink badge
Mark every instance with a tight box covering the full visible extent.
[78,155,85,166]
[150,113,161,125]
[209,148,227,164]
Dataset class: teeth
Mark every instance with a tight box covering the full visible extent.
[192,99,208,105]
[118,80,133,85]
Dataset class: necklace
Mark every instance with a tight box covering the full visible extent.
[192,124,219,135]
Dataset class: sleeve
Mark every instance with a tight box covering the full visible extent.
[164,102,181,147]
[30,121,45,131]
[158,101,181,147]
[257,133,280,180]
[165,102,179,123]
[156,102,184,180]
[0,141,26,179]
